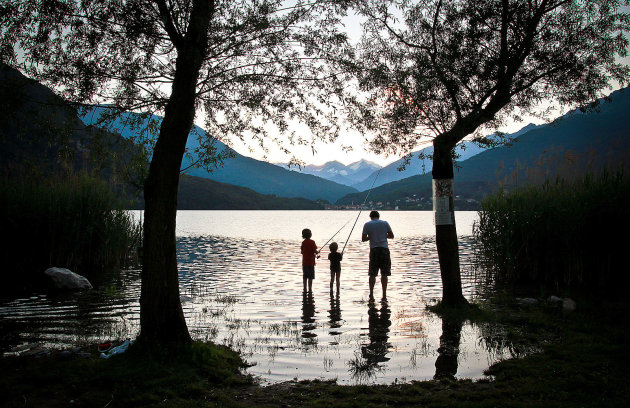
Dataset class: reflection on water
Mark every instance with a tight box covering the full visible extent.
[328,294,342,335]
[301,293,317,341]
[434,317,464,379]
[363,300,392,363]
[0,211,540,385]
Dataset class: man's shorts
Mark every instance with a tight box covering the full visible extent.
[369,247,391,277]
[303,265,315,279]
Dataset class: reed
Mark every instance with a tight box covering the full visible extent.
[1,172,142,291]
[473,169,629,297]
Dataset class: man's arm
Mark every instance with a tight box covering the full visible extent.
[362,233,369,242]
[386,221,394,239]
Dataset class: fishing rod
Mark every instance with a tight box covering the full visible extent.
[341,168,382,255]
[320,217,353,252]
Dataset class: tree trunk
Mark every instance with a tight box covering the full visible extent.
[432,139,468,306]
[139,57,198,345]
[138,1,212,346]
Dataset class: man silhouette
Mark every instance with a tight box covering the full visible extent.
[362,211,394,301]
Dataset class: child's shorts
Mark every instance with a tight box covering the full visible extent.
[303,265,315,279]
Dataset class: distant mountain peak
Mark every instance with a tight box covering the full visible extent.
[348,159,381,171]
[271,159,383,187]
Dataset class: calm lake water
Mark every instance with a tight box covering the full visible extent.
[0,211,536,384]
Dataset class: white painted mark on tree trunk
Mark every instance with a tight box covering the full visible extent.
[433,179,454,226]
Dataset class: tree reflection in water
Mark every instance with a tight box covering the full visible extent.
[434,316,464,379]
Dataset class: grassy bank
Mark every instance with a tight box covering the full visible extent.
[0,173,142,291]
[473,170,630,297]
[0,342,249,408]
[1,302,628,407]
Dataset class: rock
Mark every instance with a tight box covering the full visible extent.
[44,267,93,290]
[547,295,563,305]
[562,298,576,312]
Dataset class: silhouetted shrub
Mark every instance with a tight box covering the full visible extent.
[474,170,629,297]
[0,173,142,292]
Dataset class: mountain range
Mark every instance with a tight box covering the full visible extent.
[4,62,629,211]
[337,87,630,208]
[0,64,140,185]
[350,124,539,191]
[176,174,324,210]
[275,123,538,192]
[274,159,381,186]
[81,107,357,203]
[0,64,326,210]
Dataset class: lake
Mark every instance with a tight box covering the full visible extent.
[0,210,535,384]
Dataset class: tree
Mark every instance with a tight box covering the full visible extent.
[350,0,630,305]
[1,0,351,346]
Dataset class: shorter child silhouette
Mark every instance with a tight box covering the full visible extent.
[328,242,343,294]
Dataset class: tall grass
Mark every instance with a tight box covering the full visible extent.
[1,173,142,291]
[474,170,629,297]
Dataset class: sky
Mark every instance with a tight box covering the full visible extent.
[209,4,630,168]
[225,110,539,167]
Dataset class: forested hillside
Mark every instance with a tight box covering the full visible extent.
[0,65,326,210]
[337,88,630,209]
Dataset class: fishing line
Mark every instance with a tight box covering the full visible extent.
[320,217,353,251]
[341,168,382,255]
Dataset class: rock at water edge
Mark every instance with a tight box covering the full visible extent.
[44,267,93,290]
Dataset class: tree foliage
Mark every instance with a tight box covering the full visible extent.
[352,0,630,155]
[0,0,353,166]
[348,0,630,306]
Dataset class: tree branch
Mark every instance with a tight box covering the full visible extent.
[429,0,462,121]
[154,0,183,48]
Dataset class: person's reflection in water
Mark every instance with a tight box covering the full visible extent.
[301,291,317,340]
[434,316,464,379]
[328,292,342,336]
[361,299,392,365]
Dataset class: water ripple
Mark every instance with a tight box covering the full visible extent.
[0,211,537,385]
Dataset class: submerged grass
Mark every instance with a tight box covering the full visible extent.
[0,172,142,291]
[474,170,630,297]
